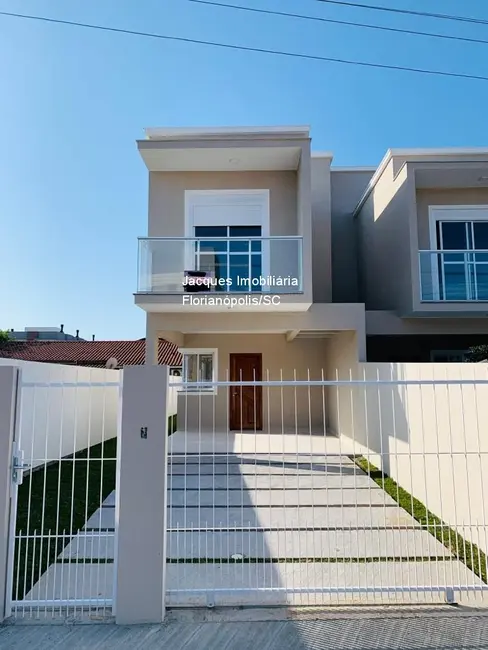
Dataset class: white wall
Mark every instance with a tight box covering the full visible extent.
[334,361,488,553]
[0,360,120,469]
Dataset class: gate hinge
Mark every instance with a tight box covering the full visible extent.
[12,450,30,485]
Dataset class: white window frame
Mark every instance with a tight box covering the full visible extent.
[184,190,270,288]
[179,348,218,395]
[428,205,488,301]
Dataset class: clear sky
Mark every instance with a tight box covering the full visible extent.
[1,0,488,339]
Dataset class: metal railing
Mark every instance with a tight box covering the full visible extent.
[137,236,303,293]
[166,370,488,607]
[419,250,488,301]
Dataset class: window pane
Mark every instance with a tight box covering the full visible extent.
[473,222,488,250]
[440,222,467,251]
[251,240,262,252]
[251,255,262,292]
[442,264,468,300]
[476,265,488,300]
[195,226,227,237]
[229,254,251,292]
[197,240,227,253]
[183,353,213,389]
[229,226,261,237]
[198,354,213,382]
[184,354,198,382]
[229,240,250,252]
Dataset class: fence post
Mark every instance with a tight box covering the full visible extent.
[115,364,169,624]
[0,366,19,622]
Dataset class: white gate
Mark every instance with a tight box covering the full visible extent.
[5,362,121,619]
[166,373,488,607]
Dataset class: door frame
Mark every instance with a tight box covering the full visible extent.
[229,353,263,431]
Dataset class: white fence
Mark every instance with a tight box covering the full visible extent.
[328,362,488,555]
[0,359,120,469]
[165,372,488,607]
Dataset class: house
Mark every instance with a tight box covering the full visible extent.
[0,339,182,369]
[8,325,84,341]
[134,126,488,431]
[351,148,488,362]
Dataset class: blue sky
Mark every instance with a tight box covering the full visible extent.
[1,0,488,339]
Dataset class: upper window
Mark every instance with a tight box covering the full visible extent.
[180,348,217,394]
[194,225,262,293]
[429,207,488,301]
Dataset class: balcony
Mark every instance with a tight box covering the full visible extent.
[135,236,309,312]
[419,250,488,302]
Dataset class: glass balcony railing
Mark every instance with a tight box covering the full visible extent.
[137,236,303,294]
[419,250,488,301]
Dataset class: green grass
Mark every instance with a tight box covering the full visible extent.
[354,455,487,584]
[13,437,117,601]
[13,414,177,601]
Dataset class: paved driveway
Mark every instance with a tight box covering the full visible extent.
[26,450,482,608]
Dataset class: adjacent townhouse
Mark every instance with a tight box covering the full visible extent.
[352,148,488,361]
[134,126,488,431]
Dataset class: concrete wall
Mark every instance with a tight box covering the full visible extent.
[311,157,332,302]
[356,161,417,313]
[416,187,488,249]
[334,361,488,554]
[0,360,120,469]
[148,171,298,237]
[177,334,330,433]
[330,170,374,303]
[324,331,361,436]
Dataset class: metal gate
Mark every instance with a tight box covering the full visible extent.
[166,373,488,607]
[5,365,121,619]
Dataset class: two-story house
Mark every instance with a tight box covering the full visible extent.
[135,126,488,431]
[352,148,488,362]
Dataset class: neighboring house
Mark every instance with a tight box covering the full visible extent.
[134,126,488,431]
[8,325,84,341]
[0,339,182,369]
[351,148,488,362]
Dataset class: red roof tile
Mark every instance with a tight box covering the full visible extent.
[0,339,182,368]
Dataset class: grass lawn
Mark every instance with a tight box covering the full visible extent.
[13,437,117,601]
[354,455,487,585]
[13,414,177,601]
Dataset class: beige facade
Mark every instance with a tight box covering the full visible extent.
[354,150,488,322]
[148,170,298,238]
[134,128,488,427]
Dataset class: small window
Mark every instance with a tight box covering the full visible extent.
[180,349,217,394]
[430,350,468,363]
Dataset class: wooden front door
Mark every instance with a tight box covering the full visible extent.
[229,353,263,431]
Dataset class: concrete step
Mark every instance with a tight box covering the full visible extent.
[165,560,484,607]
[26,560,484,607]
[168,487,398,507]
[166,505,420,529]
[169,474,376,489]
[59,527,448,562]
[168,463,365,476]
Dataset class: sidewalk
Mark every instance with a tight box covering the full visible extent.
[1,607,488,649]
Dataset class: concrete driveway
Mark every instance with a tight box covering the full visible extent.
[25,449,483,609]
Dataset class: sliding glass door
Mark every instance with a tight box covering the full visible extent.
[194,226,263,292]
[436,220,488,300]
